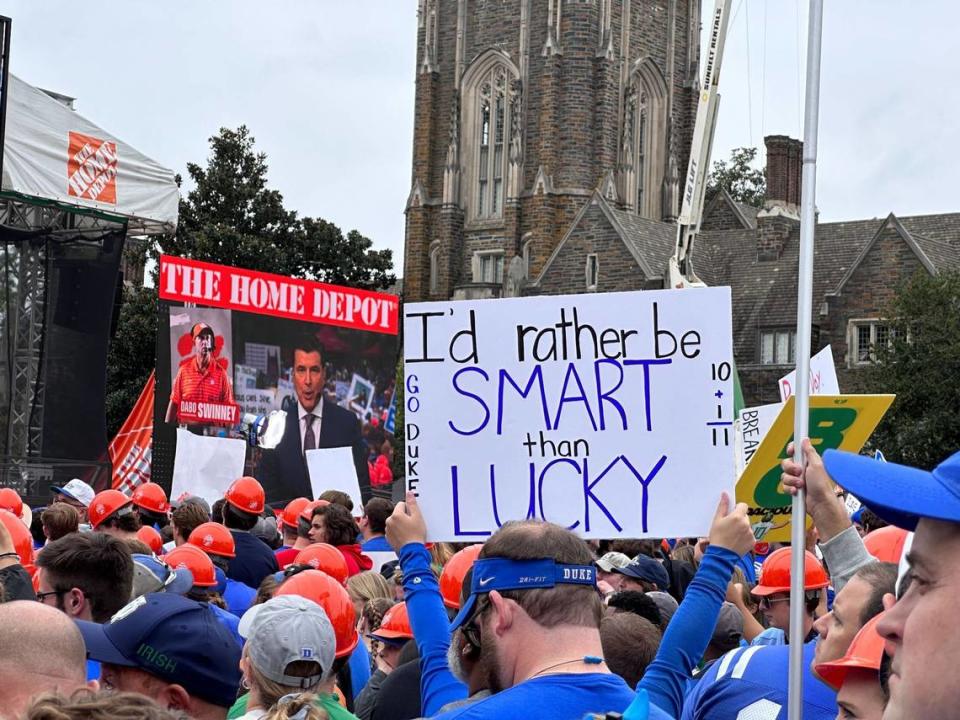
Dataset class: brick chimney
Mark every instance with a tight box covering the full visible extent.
[762,135,803,215]
[756,135,802,261]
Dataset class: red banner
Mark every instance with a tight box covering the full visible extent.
[158,255,400,335]
[175,401,240,427]
[110,371,155,493]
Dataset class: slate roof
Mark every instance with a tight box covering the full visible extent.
[563,196,960,361]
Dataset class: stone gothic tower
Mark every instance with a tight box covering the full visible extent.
[403,0,702,302]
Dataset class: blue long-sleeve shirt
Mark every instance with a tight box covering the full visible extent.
[398,542,468,715]
[637,545,739,719]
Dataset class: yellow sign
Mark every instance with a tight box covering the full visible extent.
[735,395,895,543]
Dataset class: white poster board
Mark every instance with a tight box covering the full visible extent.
[306,447,363,513]
[779,345,840,401]
[736,403,782,476]
[404,288,736,540]
[171,429,246,508]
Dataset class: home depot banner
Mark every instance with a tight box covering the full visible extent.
[110,372,155,493]
[1,74,179,233]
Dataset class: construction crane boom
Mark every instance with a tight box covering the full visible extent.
[667,0,732,289]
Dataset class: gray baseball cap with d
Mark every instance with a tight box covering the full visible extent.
[239,594,336,688]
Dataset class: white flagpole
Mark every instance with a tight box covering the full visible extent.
[789,1,825,718]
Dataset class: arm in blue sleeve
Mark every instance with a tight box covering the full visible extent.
[637,545,739,719]
[399,542,468,715]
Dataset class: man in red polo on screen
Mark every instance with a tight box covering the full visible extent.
[165,322,236,425]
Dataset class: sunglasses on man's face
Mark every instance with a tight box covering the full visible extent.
[758,595,790,610]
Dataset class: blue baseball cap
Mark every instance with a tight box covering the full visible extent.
[614,555,671,591]
[824,448,960,531]
[75,593,241,708]
[449,557,597,631]
[131,554,194,600]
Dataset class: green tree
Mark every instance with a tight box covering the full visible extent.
[105,126,396,435]
[865,270,960,469]
[706,147,766,208]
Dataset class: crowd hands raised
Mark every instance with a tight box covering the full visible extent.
[0,437,955,720]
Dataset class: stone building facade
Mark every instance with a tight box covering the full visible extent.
[402,3,960,406]
[403,0,703,303]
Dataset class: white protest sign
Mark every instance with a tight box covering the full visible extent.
[235,388,278,417]
[779,345,839,401]
[404,287,735,540]
[306,447,363,513]
[234,364,259,390]
[171,429,246,508]
[736,403,781,475]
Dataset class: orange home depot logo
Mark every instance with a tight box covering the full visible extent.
[67,131,118,203]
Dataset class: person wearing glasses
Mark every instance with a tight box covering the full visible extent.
[35,532,134,682]
[748,546,830,647]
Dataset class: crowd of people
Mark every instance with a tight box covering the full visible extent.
[0,436,955,719]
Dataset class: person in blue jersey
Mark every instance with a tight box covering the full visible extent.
[360,498,395,553]
[798,444,960,720]
[426,512,664,720]
[35,531,135,682]
[681,641,838,720]
[0,601,91,718]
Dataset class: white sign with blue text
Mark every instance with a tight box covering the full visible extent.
[404,288,735,541]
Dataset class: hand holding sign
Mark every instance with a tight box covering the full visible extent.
[386,491,428,552]
[780,438,851,543]
[707,493,754,557]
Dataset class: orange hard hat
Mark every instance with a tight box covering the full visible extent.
[0,509,33,566]
[276,569,358,658]
[0,488,24,518]
[863,526,909,564]
[294,543,349,585]
[440,544,483,609]
[299,499,331,524]
[187,522,237,558]
[751,547,829,596]
[225,476,265,515]
[369,602,413,643]
[282,497,311,530]
[131,482,169,514]
[136,525,164,554]
[88,489,135,530]
[164,544,217,587]
[814,612,886,689]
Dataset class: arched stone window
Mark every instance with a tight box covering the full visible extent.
[461,51,520,224]
[428,242,440,294]
[620,59,668,219]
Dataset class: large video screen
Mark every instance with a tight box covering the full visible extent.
[154,255,400,505]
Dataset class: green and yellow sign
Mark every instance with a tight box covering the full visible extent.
[736,394,894,542]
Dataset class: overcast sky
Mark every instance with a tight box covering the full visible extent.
[5,1,958,276]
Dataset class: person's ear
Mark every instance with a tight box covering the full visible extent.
[161,684,192,712]
[488,590,515,637]
[64,588,85,618]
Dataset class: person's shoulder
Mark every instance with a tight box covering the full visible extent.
[323,397,359,423]
[750,627,786,646]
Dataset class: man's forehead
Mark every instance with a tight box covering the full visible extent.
[911,518,960,569]
[294,350,322,365]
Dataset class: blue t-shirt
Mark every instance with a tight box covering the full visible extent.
[360,535,393,552]
[223,577,257,617]
[86,659,100,682]
[210,603,244,647]
[348,639,372,700]
[429,673,670,720]
[680,642,837,720]
[227,530,280,589]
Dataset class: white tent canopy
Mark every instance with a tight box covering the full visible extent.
[2,73,178,235]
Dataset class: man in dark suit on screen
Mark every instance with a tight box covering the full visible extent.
[255,336,370,505]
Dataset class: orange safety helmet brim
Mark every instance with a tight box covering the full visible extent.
[440,544,483,609]
[0,509,33,565]
[814,612,886,690]
[369,601,413,642]
[751,547,829,597]
[298,499,331,524]
[88,490,135,530]
[164,544,217,587]
[132,482,170,514]
[187,522,237,558]
[276,569,358,658]
[225,476,265,515]
[136,526,164,555]
[282,497,311,530]
[294,543,349,585]
[863,526,909,564]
